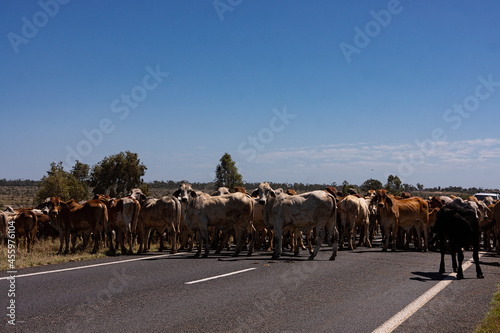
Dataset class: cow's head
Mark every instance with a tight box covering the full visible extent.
[45,197,62,227]
[373,189,393,210]
[173,183,195,203]
[211,187,230,196]
[129,188,147,203]
[254,182,275,205]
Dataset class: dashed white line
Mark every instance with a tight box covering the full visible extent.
[185,268,257,285]
[372,253,484,333]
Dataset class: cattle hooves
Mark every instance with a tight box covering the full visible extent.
[382,248,387,252]
[456,273,464,280]
[307,255,315,261]
[329,256,336,261]
[478,274,484,279]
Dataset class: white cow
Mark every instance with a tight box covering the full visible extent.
[130,189,181,254]
[339,195,371,250]
[176,184,254,258]
[256,182,338,260]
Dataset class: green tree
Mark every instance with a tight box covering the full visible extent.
[385,174,402,196]
[360,178,383,194]
[214,153,243,191]
[91,151,147,197]
[36,162,89,203]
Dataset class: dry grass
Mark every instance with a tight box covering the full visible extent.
[0,237,171,271]
[475,284,500,333]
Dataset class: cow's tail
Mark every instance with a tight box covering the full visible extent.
[131,200,140,235]
[326,192,338,241]
[101,204,109,235]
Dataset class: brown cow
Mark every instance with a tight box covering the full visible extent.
[372,189,429,252]
[14,209,38,252]
[46,197,110,254]
[95,194,140,254]
[489,201,500,254]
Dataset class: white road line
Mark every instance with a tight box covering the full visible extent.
[0,252,187,280]
[185,268,257,285]
[372,253,484,333]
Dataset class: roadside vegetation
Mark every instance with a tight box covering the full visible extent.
[475,285,500,333]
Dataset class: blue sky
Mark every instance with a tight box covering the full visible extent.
[1,0,500,189]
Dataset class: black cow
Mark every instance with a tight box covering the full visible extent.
[433,205,483,280]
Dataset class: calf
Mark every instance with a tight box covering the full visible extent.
[433,205,483,279]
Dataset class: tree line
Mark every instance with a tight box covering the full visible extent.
[2,151,498,205]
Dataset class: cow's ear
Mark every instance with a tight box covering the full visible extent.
[250,189,259,197]
[172,189,181,198]
[386,196,393,207]
[269,190,276,198]
[190,190,197,198]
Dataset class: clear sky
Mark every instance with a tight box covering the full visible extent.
[1,0,500,189]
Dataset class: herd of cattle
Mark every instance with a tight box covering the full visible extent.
[2,183,499,278]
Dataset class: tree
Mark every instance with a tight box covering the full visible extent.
[91,151,147,197]
[385,174,402,196]
[36,162,89,203]
[214,153,243,191]
[360,178,383,194]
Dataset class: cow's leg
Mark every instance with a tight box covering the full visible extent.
[329,225,339,260]
[309,225,325,260]
[381,224,390,252]
[473,241,484,278]
[414,227,422,252]
[391,224,398,252]
[266,229,274,252]
[136,226,144,254]
[363,223,372,248]
[456,248,464,279]
[216,231,231,254]
[439,235,446,274]
[451,248,458,273]
[170,223,178,254]
[194,230,202,257]
[246,226,255,256]
[202,228,210,258]
[338,223,345,250]
[272,227,283,260]
[91,230,100,254]
[422,223,428,252]
[347,222,354,250]
[158,230,165,252]
[233,228,245,257]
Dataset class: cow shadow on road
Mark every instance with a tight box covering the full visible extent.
[410,271,451,282]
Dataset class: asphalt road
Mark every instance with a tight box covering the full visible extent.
[2,243,499,333]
